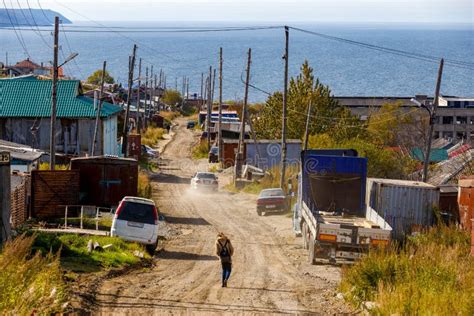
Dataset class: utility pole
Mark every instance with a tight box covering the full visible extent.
[150,65,154,119]
[154,73,158,111]
[0,152,12,245]
[136,58,142,132]
[200,72,204,110]
[122,44,137,157]
[144,67,149,129]
[235,48,252,181]
[422,58,444,183]
[91,61,107,156]
[49,16,59,170]
[218,47,223,163]
[186,77,190,100]
[175,77,178,91]
[280,26,289,189]
[211,68,217,105]
[206,67,212,149]
[304,98,312,151]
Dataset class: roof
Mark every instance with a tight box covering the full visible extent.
[0,140,43,161]
[0,79,122,118]
[411,148,448,162]
[13,59,41,69]
[368,178,437,189]
[440,96,474,102]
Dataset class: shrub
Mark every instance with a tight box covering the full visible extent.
[340,225,474,315]
[0,235,65,314]
[138,171,152,199]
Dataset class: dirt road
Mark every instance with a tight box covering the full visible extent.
[93,118,352,315]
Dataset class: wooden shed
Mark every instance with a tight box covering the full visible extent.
[70,156,138,207]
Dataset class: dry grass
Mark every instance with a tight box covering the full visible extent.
[159,111,180,122]
[192,142,209,160]
[340,224,474,315]
[138,171,152,199]
[141,127,165,146]
[0,235,65,314]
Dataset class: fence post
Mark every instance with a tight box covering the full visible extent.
[80,206,83,230]
[64,206,68,228]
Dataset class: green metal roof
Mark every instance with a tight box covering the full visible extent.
[411,148,449,162]
[0,79,122,118]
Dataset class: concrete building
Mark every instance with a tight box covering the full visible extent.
[0,78,122,157]
[335,95,474,144]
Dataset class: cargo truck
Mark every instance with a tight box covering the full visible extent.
[293,150,391,264]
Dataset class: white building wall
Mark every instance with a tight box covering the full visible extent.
[103,115,118,156]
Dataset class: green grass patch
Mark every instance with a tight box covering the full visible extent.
[340,224,474,315]
[32,232,150,273]
[0,235,65,314]
[192,142,209,160]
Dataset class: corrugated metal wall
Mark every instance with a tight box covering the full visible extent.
[246,142,301,170]
[367,179,440,240]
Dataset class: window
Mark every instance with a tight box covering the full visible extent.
[434,131,440,139]
[456,116,467,124]
[444,132,453,139]
[469,117,474,125]
[442,116,453,125]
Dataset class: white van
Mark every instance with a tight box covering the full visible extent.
[111,196,159,254]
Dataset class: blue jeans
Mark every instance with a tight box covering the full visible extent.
[222,262,232,282]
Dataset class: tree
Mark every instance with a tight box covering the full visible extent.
[253,61,363,140]
[87,69,115,85]
[161,89,182,106]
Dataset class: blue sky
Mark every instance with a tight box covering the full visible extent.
[21,0,474,23]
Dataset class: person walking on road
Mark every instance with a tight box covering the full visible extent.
[216,232,234,288]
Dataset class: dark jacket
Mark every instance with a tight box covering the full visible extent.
[215,236,234,263]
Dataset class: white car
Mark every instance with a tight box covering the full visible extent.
[111,196,159,254]
[190,172,219,191]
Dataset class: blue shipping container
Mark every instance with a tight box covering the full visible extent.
[301,153,368,217]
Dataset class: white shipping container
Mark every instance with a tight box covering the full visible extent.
[366,178,440,240]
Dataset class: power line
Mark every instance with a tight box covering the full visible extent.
[289,26,474,70]
[2,0,30,57]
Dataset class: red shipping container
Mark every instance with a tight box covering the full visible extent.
[458,177,474,232]
[471,219,474,257]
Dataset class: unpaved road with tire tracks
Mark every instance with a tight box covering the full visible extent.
[92,118,353,315]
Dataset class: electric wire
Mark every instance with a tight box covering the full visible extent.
[2,0,30,57]
[289,26,474,70]
[25,0,51,48]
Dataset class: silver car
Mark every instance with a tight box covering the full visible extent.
[190,172,219,191]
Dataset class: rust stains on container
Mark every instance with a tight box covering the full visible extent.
[70,156,138,208]
[458,177,474,232]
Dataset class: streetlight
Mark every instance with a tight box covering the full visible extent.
[411,97,436,183]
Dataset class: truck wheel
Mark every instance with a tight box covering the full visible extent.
[302,222,308,250]
[308,235,316,265]
[257,210,262,216]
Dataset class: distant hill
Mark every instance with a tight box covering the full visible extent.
[0,9,71,27]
